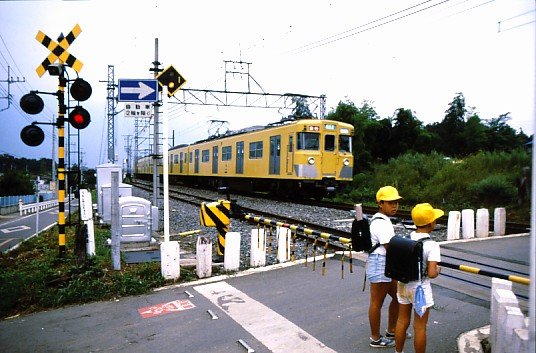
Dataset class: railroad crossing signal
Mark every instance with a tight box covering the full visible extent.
[69,106,91,129]
[157,65,186,97]
[35,24,83,77]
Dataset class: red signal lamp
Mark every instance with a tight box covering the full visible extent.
[68,106,91,129]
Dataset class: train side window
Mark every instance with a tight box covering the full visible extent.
[249,141,263,159]
[339,135,352,152]
[222,146,232,161]
[297,132,320,150]
[325,134,335,151]
[173,154,178,164]
[202,149,210,163]
[289,135,293,152]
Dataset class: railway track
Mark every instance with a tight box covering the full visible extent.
[135,178,530,235]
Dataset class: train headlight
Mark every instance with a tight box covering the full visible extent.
[308,157,315,165]
[343,158,350,166]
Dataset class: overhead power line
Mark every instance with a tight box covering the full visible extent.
[287,0,454,54]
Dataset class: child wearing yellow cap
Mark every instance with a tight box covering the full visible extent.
[394,203,444,353]
[367,186,403,348]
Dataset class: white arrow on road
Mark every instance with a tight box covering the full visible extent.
[1,225,30,233]
[120,82,156,99]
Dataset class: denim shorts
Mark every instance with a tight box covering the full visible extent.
[366,253,393,283]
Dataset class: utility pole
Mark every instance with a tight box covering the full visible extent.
[0,66,25,112]
[123,134,132,176]
[150,38,163,208]
[106,65,117,163]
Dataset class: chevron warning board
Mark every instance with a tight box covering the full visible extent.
[35,24,83,77]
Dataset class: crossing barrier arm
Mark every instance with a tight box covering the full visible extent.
[439,261,530,285]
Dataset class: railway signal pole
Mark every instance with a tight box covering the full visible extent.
[19,24,91,257]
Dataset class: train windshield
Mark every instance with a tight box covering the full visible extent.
[297,132,320,150]
[339,135,352,153]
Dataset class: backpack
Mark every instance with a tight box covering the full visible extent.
[384,236,431,283]
[350,216,381,253]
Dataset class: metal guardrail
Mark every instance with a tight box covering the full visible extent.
[17,194,74,216]
[19,199,59,216]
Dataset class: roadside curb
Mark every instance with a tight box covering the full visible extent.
[457,325,489,353]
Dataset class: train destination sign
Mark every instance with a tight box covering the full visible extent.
[118,79,158,102]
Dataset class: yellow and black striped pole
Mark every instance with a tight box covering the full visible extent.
[199,200,231,257]
[440,262,530,285]
[57,73,67,257]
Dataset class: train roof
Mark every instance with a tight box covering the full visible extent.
[169,117,352,150]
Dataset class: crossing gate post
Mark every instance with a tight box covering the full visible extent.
[200,200,231,258]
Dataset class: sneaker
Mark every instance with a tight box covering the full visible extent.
[369,336,395,348]
[385,331,413,340]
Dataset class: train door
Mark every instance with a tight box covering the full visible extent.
[212,146,219,174]
[323,134,337,176]
[286,134,294,175]
[179,152,183,173]
[269,135,281,175]
[236,141,244,174]
[194,149,200,174]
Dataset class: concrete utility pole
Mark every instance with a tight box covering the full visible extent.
[0,66,25,112]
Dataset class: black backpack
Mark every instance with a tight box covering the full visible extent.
[384,236,431,283]
[350,216,381,253]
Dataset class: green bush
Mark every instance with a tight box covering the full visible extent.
[468,175,517,207]
[343,149,530,215]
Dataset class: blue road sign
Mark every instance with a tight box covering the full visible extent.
[118,79,158,102]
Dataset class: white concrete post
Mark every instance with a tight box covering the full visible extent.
[491,288,518,352]
[277,227,291,263]
[494,207,506,236]
[196,236,212,278]
[490,278,513,351]
[461,209,475,239]
[476,208,490,238]
[111,171,121,270]
[161,241,180,279]
[497,305,525,353]
[250,228,266,267]
[354,203,363,220]
[224,232,241,271]
[447,211,461,240]
[511,328,529,353]
[79,189,95,256]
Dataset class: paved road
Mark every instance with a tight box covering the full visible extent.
[0,200,77,252]
[0,215,530,353]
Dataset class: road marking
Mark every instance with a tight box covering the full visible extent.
[138,299,195,319]
[0,238,15,247]
[194,281,336,353]
[0,225,31,234]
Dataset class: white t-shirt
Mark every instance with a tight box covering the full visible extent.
[403,231,442,290]
[369,212,395,256]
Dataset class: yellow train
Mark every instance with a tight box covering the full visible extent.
[135,118,354,199]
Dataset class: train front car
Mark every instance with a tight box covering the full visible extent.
[139,118,354,200]
[288,119,353,199]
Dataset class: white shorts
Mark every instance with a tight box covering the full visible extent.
[397,281,434,309]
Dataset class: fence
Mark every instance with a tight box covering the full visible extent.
[0,193,56,207]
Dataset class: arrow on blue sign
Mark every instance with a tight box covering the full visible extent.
[118,79,158,102]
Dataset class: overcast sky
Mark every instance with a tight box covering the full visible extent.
[0,0,534,169]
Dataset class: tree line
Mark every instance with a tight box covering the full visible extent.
[324,92,531,172]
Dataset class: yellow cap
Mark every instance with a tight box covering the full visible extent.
[411,203,444,226]
[376,186,403,202]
